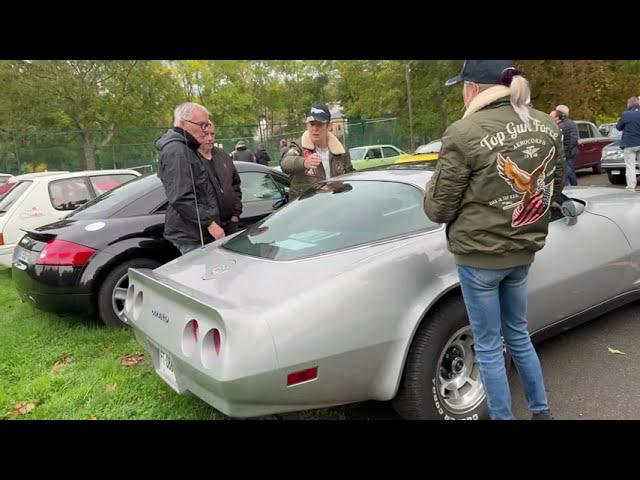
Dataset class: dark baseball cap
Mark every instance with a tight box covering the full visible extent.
[445,60,515,86]
[305,104,331,123]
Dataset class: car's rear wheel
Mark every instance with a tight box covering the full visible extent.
[97,258,161,328]
[607,172,625,185]
[592,164,603,174]
[393,295,490,420]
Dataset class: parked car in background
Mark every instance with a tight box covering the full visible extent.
[0,173,13,186]
[396,140,441,164]
[599,141,630,184]
[349,144,408,170]
[574,120,616,173]
[122,166,640,420]
[0,169,140,269]
[599,122,622,140]
[12,162,290,327]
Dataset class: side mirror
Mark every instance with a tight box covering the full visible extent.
[273,197,287,209]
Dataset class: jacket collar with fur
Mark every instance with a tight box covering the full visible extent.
[301,130,346,155]
[463,86,511,118]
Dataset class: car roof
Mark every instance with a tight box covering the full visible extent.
[15,169,141,182]
[349,145,400,149]
[337,164,434,190]
[233,161,285,175]
[11,171,70,180]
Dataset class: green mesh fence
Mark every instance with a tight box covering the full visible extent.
[0,118,405,175]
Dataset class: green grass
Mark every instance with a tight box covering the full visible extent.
[0,269,348,420]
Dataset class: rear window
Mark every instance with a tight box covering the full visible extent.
[49,177,93,210]
[0,181,32,215]
[90,174,137,195]
[69,174,161,219]
[223,180,439,261]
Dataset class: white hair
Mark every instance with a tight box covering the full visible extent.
[509,75,531,124]
[173,102,209,126]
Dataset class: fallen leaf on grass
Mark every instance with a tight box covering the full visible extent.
[52,356,72,373]
[91,415,99,420]
[121,353,145,367]
[106,383,117,393]
[608,347,626,355]
[12,402,38,417]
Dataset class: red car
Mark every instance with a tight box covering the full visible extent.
[573,121,615,173]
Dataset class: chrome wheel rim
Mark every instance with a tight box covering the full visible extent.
[111,273,129,323]
[435,326,485,414]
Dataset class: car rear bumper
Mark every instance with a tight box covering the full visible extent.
[12,253,92,315]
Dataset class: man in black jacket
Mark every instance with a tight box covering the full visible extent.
[198,129,243,234]
[255,144,271,166]
[156,102,225,255]
[551,105,579,186]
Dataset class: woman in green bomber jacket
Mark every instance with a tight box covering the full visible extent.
[424,60,565,420]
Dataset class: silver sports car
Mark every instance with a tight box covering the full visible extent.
[125,165,640,420]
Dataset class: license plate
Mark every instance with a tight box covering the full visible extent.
[158,349,177,385]
[612,170,621,175]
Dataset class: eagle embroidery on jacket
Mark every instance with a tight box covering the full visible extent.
[497,146,556,228]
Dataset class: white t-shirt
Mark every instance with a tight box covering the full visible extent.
[317,146,330,179]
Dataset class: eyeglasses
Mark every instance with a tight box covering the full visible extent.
[183,119,214,131]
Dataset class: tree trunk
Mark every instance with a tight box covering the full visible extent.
[82,135,96,170]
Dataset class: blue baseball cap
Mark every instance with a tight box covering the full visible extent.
[446,60,516,86]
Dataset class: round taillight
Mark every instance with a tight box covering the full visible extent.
[124,284,135,319]
[132,290,143,321]
[181,319,199,356]
[201,328,223,369]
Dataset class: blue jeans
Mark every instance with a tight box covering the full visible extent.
[173,242,200,256]
[457,265,549,420]
[565,156,577,186]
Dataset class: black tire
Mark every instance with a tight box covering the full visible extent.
[592,164,602,174]
[607,172,625,185]
[97,258,161,328]
[393,295,490,420]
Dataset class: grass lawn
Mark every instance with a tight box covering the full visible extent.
[0,269,348,420]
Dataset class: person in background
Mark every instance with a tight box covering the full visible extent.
[552,105,579,186]
[281,103,353,200]
[616,96,640,191]
[198,128,243,235]
[255,143,271,166]
[231,140,256,163]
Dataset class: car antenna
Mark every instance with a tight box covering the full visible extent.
[180,128,205,250]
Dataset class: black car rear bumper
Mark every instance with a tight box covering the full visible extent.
[12,249,94,315]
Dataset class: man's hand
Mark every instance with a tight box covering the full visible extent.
[207,221,226,240]
[304,153,321,170]
[230,215,239,223]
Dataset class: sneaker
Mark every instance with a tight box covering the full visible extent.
[531,410,554,420]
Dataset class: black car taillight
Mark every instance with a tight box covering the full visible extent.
[36,239,96,267]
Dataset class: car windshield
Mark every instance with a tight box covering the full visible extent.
[0,181,32,215]
[349,148,366,160]
[223,180,439,261]
[68,174,161,219]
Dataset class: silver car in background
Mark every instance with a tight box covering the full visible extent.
[125,166,640,419]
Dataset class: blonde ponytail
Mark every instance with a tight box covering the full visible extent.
[509,75,531,123]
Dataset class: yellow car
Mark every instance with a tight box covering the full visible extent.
[395,140,441,164]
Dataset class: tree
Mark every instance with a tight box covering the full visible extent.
[0,60,181,170]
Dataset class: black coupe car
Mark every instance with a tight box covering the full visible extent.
[12,162,289,327]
